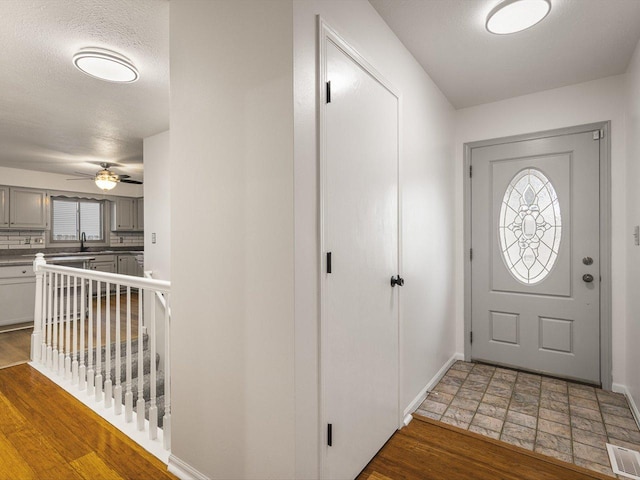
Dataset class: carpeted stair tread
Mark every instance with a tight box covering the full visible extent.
[85,333,149,364]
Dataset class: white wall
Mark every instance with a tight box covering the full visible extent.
[455,75,628,386]
[294,1,456,477]
[143,130,170,280]
[170,1,294,479]
[0,165,143,197]
[143,130,170,371]
[625,39,640,407]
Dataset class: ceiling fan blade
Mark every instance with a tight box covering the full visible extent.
[120,179,143,185]
[66,178,94,181]
[72,171,95,177]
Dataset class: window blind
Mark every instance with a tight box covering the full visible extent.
[51,198,104,242]
[52,199,78,241]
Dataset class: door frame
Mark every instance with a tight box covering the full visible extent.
[317,17,403,479]
[463,122,612,389]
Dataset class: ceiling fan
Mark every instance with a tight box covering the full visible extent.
[67,162,143,191]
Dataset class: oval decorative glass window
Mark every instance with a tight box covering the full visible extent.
[499,168,561,284]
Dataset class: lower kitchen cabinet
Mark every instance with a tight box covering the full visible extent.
[117,254,143,277]
[0,265,36,326]
[87,255,116,294]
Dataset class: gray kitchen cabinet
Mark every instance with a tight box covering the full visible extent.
[89,255,117,274]
[0,187,9,228]
[9,187,48,229]
[88,255,117,294]
[136,197,144,230]
[0,265,36,326]
[118,255,137,276]
[117,254,144,277]
[111,198,136,231]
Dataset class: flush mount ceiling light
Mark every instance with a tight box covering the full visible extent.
[73,48,139,83]
[486,0,551,35]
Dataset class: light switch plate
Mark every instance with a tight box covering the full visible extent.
[635,226,640,246]
[152,233,156,244]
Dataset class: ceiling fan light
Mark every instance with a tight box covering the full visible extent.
[73,48,139,83]
[95,170,119,191]
[486,0,551,35]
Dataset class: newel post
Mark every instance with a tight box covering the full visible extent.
[31,253,47,363]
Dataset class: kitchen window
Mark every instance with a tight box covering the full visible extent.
[51,198,105,242]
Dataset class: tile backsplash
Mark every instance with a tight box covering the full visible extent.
[0,231,46,249]
[109,232,144,247]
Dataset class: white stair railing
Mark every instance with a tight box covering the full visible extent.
[30,253,172,451]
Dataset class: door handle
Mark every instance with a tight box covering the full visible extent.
[390,275,404,287]
[582,274,594,283]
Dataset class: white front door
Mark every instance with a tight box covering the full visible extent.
[470,129,601,384]
[322,33,400,480]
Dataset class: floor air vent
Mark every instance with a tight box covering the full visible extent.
[607,443,640,479]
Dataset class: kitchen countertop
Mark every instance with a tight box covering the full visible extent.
[0,251,143,267]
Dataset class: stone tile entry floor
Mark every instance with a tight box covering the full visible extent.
[415,361,640,478]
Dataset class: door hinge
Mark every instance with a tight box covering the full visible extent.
[326,81,331,104]
[470,248,473,261]
[593,129,604,140]
[327,423,333,446]
[469,165,473,178]
[326,252,332,274]
[470,331,473,344]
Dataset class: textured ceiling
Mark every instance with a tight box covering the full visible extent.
[0,0,169,181]
[369,0,640,109]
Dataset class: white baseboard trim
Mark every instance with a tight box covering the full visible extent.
[612,383,640,430]
[403,352,464,419]
[168,454,210,480]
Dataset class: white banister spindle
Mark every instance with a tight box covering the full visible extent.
[95,281,103,403]
[79,277,86,390]
[52,273,59,372]
[163,293,171,450]
[32,253,45,363]
[72,276,78,384]
[87,280,95,396]
[46,271,53,368]
[58,274,65,376]
[125,286,133,422]
[40,271,47,363]
[149,288,157,440]
[105,282,112,409]
[136,289,145,431]
[114,284,122,415]
[64,275,71,379]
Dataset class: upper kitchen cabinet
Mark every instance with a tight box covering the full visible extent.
[136,197,144,230]
[111,197,144,231]
[0,187,9,228]
[8,187,48,229]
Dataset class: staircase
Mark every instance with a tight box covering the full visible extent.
[30,253,172,451]
[91,333,166,427]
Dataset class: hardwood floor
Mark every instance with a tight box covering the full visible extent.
[357,415,615,480]
[0,363,176,479]
[0,327,32,369]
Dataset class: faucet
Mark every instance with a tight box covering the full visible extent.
[80,232,88,252]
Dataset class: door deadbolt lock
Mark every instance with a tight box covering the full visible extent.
[582,257,594,266]
[582,274,594,283]
[390,275,404,287]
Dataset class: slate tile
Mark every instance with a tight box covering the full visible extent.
[570,416,607,436]
[482,393,510,409]
[450,396,480,412]
[477,402,507,420]
[573,441,611,467]
[538,418,571,439]
[471,413,504,432]
[538,407,570,426]
[570,405,603,422]
[505,410,537,429]
[502,422,536,442]
[468,424,500,440]
[572,427,608,449]
[456,388,484,402]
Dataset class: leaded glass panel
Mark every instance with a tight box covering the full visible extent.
[498,168,562,284]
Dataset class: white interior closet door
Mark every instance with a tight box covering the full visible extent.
[321,25,400,480]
